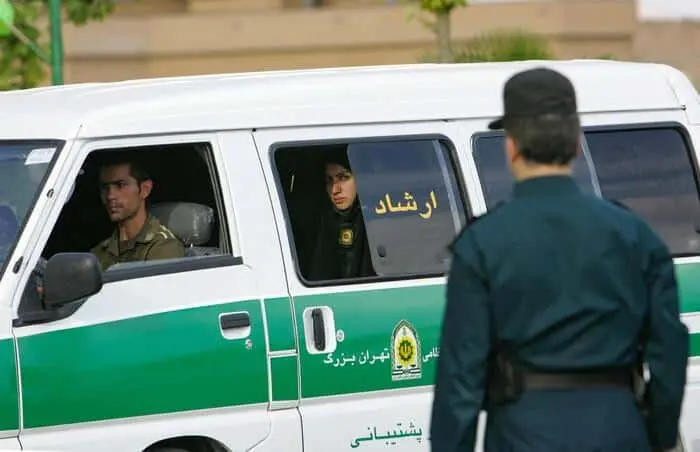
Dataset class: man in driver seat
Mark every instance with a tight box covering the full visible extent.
[91,153,185,271]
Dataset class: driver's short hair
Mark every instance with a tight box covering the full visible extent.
[98,151,150,183]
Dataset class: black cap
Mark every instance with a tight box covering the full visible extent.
[488,67,578,130]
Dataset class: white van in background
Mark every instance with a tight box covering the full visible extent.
[0,59,697,451]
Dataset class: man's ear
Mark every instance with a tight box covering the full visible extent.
[139,179,153,199]
[505,134,520,164]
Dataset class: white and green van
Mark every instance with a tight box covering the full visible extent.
[0,60,698,452]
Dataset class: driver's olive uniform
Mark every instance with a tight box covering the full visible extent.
[90,214,185,271]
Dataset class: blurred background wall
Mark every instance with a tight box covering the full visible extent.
[47,0,700,86]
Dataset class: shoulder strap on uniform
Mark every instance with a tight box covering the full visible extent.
[157,224,177,241]
[448,200,507,254]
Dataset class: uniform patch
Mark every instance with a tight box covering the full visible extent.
[339,228,354,246]
[390,320,422,382]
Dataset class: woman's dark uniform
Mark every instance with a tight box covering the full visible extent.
[307,152,375,281]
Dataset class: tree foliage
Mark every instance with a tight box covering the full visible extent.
[0,0,116,91]
[453,29,553,63]
[414,0,468,14]
[405,0,469,63]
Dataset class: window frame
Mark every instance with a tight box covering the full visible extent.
[58,138,242,286]
[582,120,700,257]
[470,130,603,209]
[0,139,66,282]
[269,133,472,288]
[471,121,700,257]
[470,130,511,210]
[582,120,700,196]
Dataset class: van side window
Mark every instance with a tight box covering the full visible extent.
[348,139,467,276]
[471,134,513,210]
[274,138,468,285]
[41,142,237,281]
[472,132,599,209]
[585,126,700,256]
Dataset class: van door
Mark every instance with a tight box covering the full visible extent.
[0,307,18,440]
[254,121,482,452]
[11,132,275,452]
[0,141,59,443]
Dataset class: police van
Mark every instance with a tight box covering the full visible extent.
[0,59,698,452]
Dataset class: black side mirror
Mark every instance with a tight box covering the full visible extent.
[43,252,103,309]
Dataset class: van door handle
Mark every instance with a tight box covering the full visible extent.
[302,306,335,354]
[220,312,250,330]
[311,308,326,351]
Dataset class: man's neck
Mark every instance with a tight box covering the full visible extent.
[514,164,572,182]
[118,210,148,241]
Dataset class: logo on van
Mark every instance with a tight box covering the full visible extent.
[391,320,422,382]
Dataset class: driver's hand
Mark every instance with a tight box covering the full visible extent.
[32,257,47,300]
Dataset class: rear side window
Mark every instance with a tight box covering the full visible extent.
[472,124,700,257]
[472,132,600,209]
[585,126,700,256]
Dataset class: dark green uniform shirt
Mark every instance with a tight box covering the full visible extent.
[430,175,689,452]
[90,214,185,271]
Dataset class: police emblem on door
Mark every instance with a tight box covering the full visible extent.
[391,320,422,381]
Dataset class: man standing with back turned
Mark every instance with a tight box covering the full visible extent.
[430,67,689,452]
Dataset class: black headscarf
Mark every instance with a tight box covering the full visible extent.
[307,150,375,281]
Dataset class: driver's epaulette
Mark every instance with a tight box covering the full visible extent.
[447,201,507,253]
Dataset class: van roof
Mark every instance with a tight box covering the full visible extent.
[0,59,691,140]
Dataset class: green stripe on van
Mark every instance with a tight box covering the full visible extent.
[676,261,700,314]
[6,257,700,429]
[271,355,299,402]
[294,285,443,399]
[0,338,18,432]
[264,297,297,352]
[689,334,700,357]
[18,300,269,428]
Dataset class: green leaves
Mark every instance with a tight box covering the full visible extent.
[416,0,468,14]
[404,0,469,62]
[453,29,553,63]
[0,0,16,37]
[0,0,116,90]
[64,0,114,25]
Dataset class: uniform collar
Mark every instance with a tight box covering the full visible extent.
[512,174,580,198]
[104,213,158,256]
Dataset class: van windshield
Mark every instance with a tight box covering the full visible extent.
[0,141,62,276]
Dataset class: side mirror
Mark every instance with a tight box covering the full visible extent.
[43,252,103,308]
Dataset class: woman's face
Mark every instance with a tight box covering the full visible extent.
[325,163,357,211]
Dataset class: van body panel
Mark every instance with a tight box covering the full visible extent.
[18,297,268,427]
[0,60,696,451]
[17,405,271,452]
[0,321,18,437]
[254,120,477,451]
[0,438,20,449]
[11,132,284,451]
[0,61,683,140]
